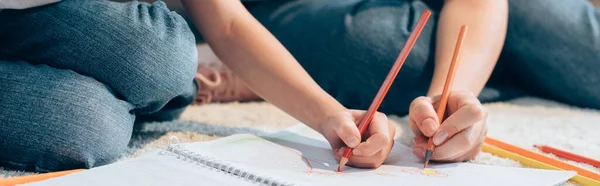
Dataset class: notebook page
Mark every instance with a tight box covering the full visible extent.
[20,149,255,186]
[184,124,577,186]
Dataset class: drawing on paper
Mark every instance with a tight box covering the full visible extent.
[218,136,453,178]
[371,167,450,178]
[401,167,450,177]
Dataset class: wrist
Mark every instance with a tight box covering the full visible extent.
[311,95,347,134]
[426,83,444,97]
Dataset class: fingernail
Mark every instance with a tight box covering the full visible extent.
[347,136,360,148]
[423,118,437,130]
[433,131,448,145]
[352,149,361,156]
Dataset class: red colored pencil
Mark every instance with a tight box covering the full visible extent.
[534,144,600,168]
[336,10,432,172]
[485,137,600,181]
[422,25,468,168]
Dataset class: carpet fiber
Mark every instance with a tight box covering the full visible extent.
[2,97,599,186]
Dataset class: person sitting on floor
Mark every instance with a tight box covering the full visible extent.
[194,0,600,163]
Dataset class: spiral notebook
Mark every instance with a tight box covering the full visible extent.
[22,124,576,186]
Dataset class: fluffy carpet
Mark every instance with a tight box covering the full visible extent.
[3,97,599,186]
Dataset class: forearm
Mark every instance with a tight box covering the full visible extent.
[427,0,508,96]
[181,0,345,130]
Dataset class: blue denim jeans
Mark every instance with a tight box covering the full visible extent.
[244,0,600,115]
[0,0,197,172]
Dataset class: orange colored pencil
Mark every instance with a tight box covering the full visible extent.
[336,10,432,172]
[485,137,600,181]
[0,169,83,186]
[423,25,468,168]
[534,144,600,168]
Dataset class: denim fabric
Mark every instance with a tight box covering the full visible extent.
[501,0,600,109]
[0,0,197,172]
[244,0,600,115]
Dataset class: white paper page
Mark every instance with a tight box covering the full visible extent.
[184,124,577,186]
[21,149,255,186]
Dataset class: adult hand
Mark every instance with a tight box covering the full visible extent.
[409,91,488,162]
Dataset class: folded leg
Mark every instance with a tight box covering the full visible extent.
[0,0,198,116]
[0,61,135,172]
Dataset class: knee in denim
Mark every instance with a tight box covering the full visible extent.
[0,63,135,172]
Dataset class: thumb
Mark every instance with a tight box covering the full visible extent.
[334,116,362,148]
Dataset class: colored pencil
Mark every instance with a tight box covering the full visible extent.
[336,9,432,172]
[485,137,600,181]
[482,143,599,185]
[534,144,600,168]
[0,169,83,186]
[423,25,468,168]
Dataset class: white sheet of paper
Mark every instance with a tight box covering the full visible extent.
[184,124,576,186]
[20,149,255,186]
[22,124,576,186]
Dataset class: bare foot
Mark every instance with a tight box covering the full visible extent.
[194,44,261,105]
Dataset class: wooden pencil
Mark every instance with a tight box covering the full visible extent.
[482,143,599,185]
[0,169,83,186]
[485,137,600,181]
[423,25,468,168]
[534,144,600,168]
[336,9,432,172]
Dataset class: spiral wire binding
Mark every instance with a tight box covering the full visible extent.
[163,136,293,186]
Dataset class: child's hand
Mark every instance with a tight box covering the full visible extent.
[319,109,396,168]
[409,91,488,162]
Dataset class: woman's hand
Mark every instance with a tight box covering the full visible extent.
[409,91,487,162]
[319,110,396,168]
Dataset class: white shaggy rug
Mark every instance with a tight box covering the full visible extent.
[2,97,599,186]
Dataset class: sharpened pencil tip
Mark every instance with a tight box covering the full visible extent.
[424,150,433,168]
[337,157,349,172]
